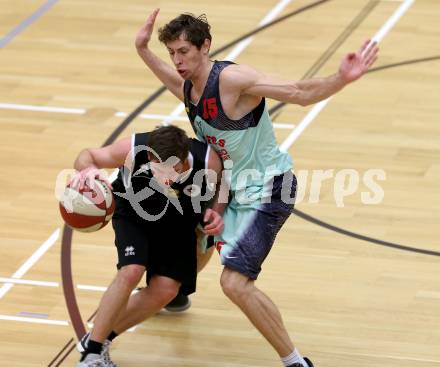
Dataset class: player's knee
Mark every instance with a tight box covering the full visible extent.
[220,273,247,302]
[150,277,180,305]
[117,264,145,289]
[158,286,179,306]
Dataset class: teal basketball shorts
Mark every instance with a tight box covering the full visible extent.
[215,171,297,279]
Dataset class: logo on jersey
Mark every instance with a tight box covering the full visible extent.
[125,246,135,256]
[205,135,230,160]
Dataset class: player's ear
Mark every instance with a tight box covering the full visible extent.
[147,153,159,162]
[202,38,211,55]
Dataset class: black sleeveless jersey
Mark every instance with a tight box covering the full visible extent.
[112,132,211,225]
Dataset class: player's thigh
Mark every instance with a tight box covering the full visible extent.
[112,216,150,269]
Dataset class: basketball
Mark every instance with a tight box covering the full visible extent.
[59,179,115,232]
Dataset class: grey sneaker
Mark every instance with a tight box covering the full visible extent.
[77,332,117,367]
[165,293,191,312]
[75,353,107,367]
[101,340,116,367]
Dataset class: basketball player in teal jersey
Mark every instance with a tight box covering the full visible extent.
[135,9,379,367]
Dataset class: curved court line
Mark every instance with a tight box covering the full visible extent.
[60,225,86,337]
[58,0,331,353]
[368,55,440,73]
[0,0,60,48]
[293,209,440,256]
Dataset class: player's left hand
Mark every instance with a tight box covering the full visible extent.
[339,39,379,83]
[202,208,224,236]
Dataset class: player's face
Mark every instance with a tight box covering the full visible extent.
[166,34,209,80]
[149,158,185,186]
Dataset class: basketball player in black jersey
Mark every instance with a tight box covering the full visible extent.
[72,126,225,366]
[134,9,379,367]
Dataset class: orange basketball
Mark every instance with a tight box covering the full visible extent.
[59,179,115,232]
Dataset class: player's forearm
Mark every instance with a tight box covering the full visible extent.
[211,201,227,217]
[74,149,98,171]
[294,73,347,106]
[210,179,229,216]
[137,48,183,100]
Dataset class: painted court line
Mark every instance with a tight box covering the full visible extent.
[0,277,109,293]
[77,284,107,292]
[280,0,415,151]
[225,0,293,61]
[115,111,188,121]
[0,229,60,299]
[0,314,68,326]
[0,104,295,129]
[0,277,58,287]
[0,103,85,114]
[0,278,139,294]
[373,0,414,43]
[0,0,60,48]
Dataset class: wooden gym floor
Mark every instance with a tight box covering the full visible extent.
[0,0,439,366]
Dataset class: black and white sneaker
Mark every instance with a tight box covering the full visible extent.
[288,357,314,367]
[77,332,91,354]
[164,293,192,312]
[77,332,117,367]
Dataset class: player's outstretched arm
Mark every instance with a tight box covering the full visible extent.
[135,8,185,102]
[233,39,378,106]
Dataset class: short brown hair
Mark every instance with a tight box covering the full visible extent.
[158,13,211,49]
[148,125,190,162]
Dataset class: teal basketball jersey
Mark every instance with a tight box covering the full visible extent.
[183,61,293,202]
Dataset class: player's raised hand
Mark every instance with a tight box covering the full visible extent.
[339,39,379,84]
[135,8,160,50]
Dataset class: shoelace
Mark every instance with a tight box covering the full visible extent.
[90,361,105,367]
[101,341,117,367]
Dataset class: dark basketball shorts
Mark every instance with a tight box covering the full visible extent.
[112,209,198,295]
[214,171,297,280]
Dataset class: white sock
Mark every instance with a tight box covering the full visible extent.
[281,348,307,367]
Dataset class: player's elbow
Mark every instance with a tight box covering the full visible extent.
[287,84,308,106]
